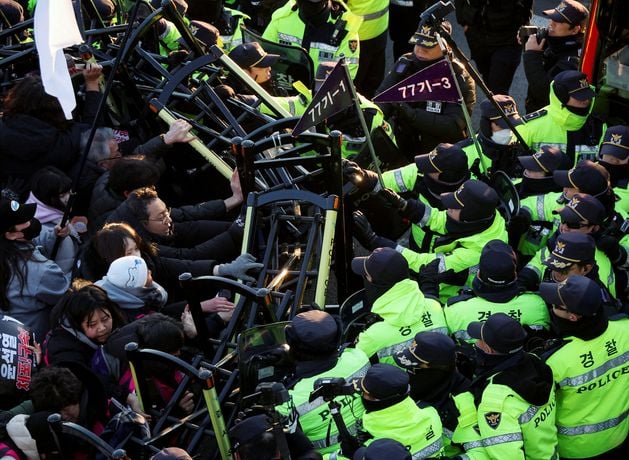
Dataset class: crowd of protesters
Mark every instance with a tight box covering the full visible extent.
[0,0,627,459]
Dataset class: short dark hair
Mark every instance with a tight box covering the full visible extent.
[29,166,72,212]
[237,432,277,460]
[30,366,82,413]
[137,313,184,354]
[107,157,160,196]
[125,187,159,222]
[94,222,157,265]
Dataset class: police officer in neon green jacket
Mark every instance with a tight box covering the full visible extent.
[385,180,509,303]
[356,364,445,459]
[539,276,629,459]
[518,195,618,301]
[467,313,558,460]
[279,310,370,455]
[517,70,605,165]
[445,240,550,344]
[262,0,361,80]
[350,248,447,365]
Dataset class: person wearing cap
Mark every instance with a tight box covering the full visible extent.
[454,0,532,95]
[445,240,550,345]
[186,0,250,51]
[463,94,527,178]
[228,413,322,459]
[277,310,370,454]
[523,0,589,113]
[518,69,605,165]
[356,363,444,458]
[345,142,470,253]
[353,438,410,460]
[539,276,629,459]
[518,194,619,294]
[393,332,472,458]
[0,198,71,339]
[382,179,508,303]
[228,42,280,87]
[466,313,558,459]
[262,0,361,80]
[350,247,447,365]
[377,18,475,156]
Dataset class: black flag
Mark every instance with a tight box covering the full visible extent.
[292,60,354,136]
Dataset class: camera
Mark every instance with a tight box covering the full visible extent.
[309,377,358,402]
[420,1,455,24]
[518,26,548,43]
[243,382,291,407]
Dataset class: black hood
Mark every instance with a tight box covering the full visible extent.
[492,353,554,406]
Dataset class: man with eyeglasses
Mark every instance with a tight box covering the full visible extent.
[539,276,629,459]
[518,193,619,300]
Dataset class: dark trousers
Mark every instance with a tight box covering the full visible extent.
[389,2,427,60]
[355,32,388,98]
[468,44,522,95]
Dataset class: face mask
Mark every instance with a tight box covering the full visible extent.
[363,279,392,310]
[566,104,590,116]
[491,129,512,145]
[20,218,42,241]
[361,393,406,413]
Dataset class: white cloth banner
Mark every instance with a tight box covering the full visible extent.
[34,0,83,119]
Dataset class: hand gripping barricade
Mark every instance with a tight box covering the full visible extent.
[124,342,234,459]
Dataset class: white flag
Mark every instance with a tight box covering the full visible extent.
[34,0,83,119]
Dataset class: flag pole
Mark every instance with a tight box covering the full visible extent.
[49,0,145,259]
[434,32,489,176]
[339,59,385,188]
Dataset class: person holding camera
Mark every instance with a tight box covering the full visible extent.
[522,0,589,113]
[278,310,370,455]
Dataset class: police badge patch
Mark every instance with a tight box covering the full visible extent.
[485,412,501,429]
[349,40,358,53]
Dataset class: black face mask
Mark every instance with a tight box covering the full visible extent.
[363,278,393,310]
[21,218,42,241]
[519,175,558,196]
[298,0,329,25]
[598,160,629,186]
[565,104,590,116]
[361,393,407,413]
[423,174,464,198]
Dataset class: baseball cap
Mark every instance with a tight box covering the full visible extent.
[105,255,149,289]
[440,180,500,221]
[553,193,606,225]
[393,331,455,369]
[543,0,589,26]
[478,240,517,285]
[467,313,527,354]
[480,95,523,129]
[539,275,602,316]
[543,232,596,271]
[228,42,279,69]
[0,199,37,233]
[284,310,340,353]
[351,247,409,286]
[408,19,452,48]
[415,143,468,182]
[229,415,272,452]
[150,447,192,460]
[599,125,629,160]
[553,160,610,196]
[353,439,412,460]
[518,145,571,173]
[182,20,220,49]
[552,70,596,101]
[357,364,409,400]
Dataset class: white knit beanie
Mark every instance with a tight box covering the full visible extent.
[106,256,149,289]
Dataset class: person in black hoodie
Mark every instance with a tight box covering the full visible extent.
[466,313,558,458]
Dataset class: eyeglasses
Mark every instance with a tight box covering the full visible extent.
[562,221,591,229]
[552,304,570,312]
[146,207,171,224]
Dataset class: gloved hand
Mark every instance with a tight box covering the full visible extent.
[417,259,440,300]
[508,209,532,247]
[342,159,380,193]
[400,198,426,224]
[378,188,407,210]
[353,211,379,250]
[216,253,263,283]
[597,235,625,265]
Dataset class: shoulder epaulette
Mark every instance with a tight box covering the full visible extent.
[523,109,548,122]
[394,55,413,74]
[446,293,475,307]
[456,137,475,149]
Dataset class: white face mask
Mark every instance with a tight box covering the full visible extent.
[491,128,513,145]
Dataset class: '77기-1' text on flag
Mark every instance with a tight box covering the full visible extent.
[373,59,459,104]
